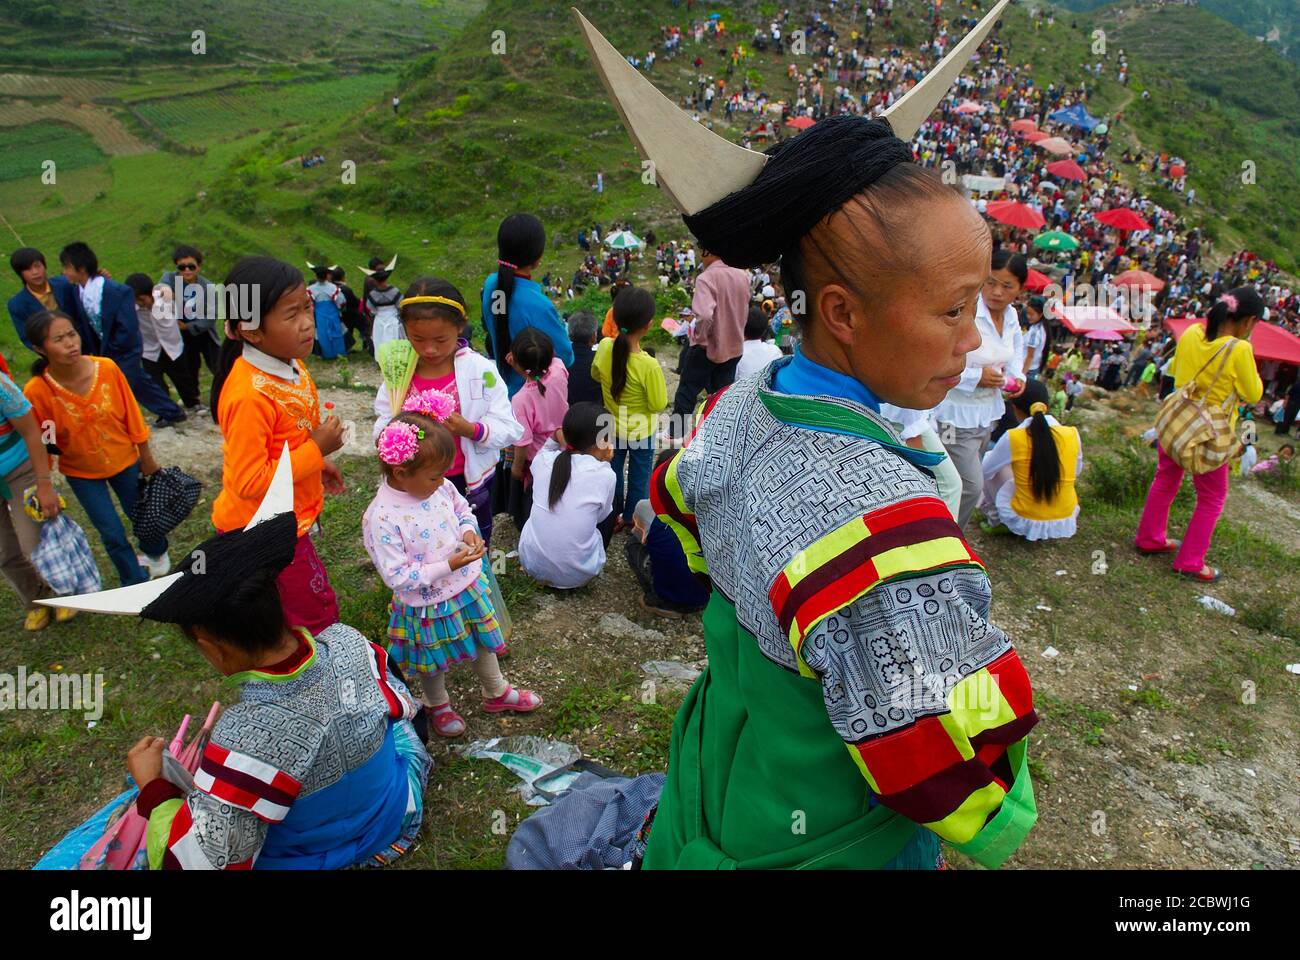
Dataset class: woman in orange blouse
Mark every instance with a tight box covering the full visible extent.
[209,257,345,635]
[23,310,166,586]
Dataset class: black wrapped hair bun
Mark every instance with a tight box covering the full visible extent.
[682,116,914,268]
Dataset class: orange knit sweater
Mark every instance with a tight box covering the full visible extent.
[211,356,323,537]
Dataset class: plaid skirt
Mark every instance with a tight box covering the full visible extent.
[386,572,506,675]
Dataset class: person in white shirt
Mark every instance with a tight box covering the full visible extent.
[518,403,617,590]
[124,273,201,411]
[934,250,1027,527]
[1022,295,1048,379]
[734,306,784,381]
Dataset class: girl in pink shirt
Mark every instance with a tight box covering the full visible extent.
[362,411,541,738]
[509,327,570,481]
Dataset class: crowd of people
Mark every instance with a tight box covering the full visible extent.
[3,0,1295,873]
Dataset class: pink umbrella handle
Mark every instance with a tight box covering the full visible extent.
[200,701,221,735]
[168,715,191,758]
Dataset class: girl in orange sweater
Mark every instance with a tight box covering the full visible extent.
[23,310,166,587]
[209,257,346,635]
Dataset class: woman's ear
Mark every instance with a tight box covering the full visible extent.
[192,629,236,674]
[815,283,860,348]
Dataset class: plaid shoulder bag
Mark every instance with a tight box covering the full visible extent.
[1154,338,1242,475]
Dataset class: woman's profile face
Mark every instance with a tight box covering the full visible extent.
[831,192,990,410]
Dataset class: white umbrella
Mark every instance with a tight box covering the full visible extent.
[606,230,644,250]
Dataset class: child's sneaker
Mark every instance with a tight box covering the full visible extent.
[424,703,466,738]
[482,685,542,714]
[136,552,172,579]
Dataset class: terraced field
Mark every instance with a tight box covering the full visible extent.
[0,104,150,156]
[131,72,397,146]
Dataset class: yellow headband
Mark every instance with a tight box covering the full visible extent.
[399,295,466,318]
[1030,402,1049,415]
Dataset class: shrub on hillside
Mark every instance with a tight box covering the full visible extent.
[1083,442,1157,508]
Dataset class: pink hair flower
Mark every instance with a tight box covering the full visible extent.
[402,387,457,422]
[1218,293,1239,313]
[378,421,423,465]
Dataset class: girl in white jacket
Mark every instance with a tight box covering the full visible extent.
[373,277,523,545]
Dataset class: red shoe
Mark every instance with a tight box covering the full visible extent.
[1177,566,1222,583]
[1136,538,1181,555]
[482,685,542,714]
[423,703,466,737]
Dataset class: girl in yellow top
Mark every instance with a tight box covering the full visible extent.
[22,310,165,587]
[592,287,667,529]
[979,380,1083,541]
[1136,288,1265,582]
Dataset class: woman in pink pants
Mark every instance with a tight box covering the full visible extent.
[1135,288,1264,582]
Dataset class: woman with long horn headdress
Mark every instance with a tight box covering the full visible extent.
[573,3,1038,870]
[362,255,402,360]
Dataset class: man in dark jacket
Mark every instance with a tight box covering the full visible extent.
[7,247,85,350]
[59,242,186,426]
[157,244,221,410]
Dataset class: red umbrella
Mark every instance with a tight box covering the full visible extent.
[786,115,814,130]
[1023,130,1049,143]
[1025,268,1053,293]
[1169,164,1186,178]
[1113,269,1165,292]
[1011,118,1039,134]
[985,200,1046,230]
[1046,159,1086,182]
[1166,317,1300,366]
[1096,208,1151,232]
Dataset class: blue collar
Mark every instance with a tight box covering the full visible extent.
[771,346,881,412]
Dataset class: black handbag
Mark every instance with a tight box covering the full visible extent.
[131,466,202,545]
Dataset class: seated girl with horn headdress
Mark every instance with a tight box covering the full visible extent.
[43,451,431,870]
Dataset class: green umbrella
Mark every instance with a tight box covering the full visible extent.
[1034,230,1079,251]
[605,229,644,250]
[1095,123,1109,135]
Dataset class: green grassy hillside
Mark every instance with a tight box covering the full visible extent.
[1055,0,1300,63]
[0,0,483,69]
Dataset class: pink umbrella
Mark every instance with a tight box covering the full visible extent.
[1113,269,1165,292]
[1011,118,1039,134]
[1023,130,1050,143]
[1046,159,1086,181]
[1051,304,1137,334]
[985,200,1047,230]
[955,100,982,114]
[76,705,221,871]
[1034,136,1074,155]
[1085,330,1124,341]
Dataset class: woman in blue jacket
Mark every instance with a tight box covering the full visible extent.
[482,214,573,396]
